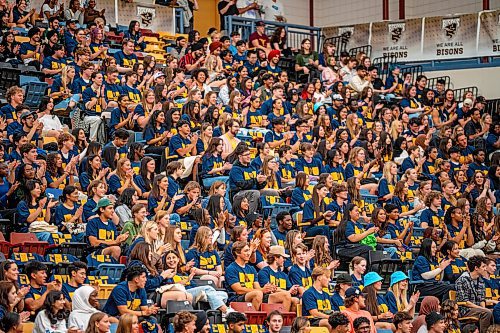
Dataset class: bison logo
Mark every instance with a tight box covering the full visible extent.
[444,22,457,38]
[391,27,403,42]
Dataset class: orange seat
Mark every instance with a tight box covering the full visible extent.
[10,232,38,244]
[230,302,267,324]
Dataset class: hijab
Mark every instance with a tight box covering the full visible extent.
[411,296,440,333]
[67,286,99,330]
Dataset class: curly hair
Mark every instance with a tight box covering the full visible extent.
[424,190,442,207]
[440,299,460,332]
[46,153,64,177]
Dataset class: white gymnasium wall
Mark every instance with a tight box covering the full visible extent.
[313,0,500,27]
[427,66,500,99]
[284,0,310,26]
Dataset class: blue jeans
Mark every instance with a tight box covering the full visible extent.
[35,232,57,244]
[186,285,228,310]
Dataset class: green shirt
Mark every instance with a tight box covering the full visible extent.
[121,221,142,245]
[295,51,319,67]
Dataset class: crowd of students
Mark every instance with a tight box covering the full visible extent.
[0,2,499,333]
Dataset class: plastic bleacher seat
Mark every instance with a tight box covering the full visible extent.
[22,322,34,333]
[10,232,37,243]
[46,188,63,200]
[97,284,117,299]
[309,328,329,333]
[97,263,125,283]
[11,252,45,266]
[52,242,88,257]
[87,275,109,285]
[0,241,19,257]
[50,233,73,245]
[229,302,267,324]
[22,81,49,110]
[261,303,296,326]
[45,253,79,264]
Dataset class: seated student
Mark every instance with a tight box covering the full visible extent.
[412,238,455,301]
[377,161,398,204]
[295,143,324,181]
[103,130,129,162]
[350,257,367,290]
[6,106,28,144]
[385,272,419,317]
[335,204,378,260]
[86,198,129,261]
[17,179,59,241]
[80,155,108,193]
[109,95,134,138]
[383,204,413,246]
[440,240,467,284]
[288,243,312,291]
[83,180,118,224]
[445,205,484,258]
[225,241,293,312]
[168,120,199,162]
[390,181,422,218]
[257,245,301,302]
[367,208,403,259]
[342,287,376,333]
[272,212,292,247]
[482,258,499,303]
[420,191,445,229]
[277,145,296,186]
[223,226,255,270]
[201,137,231,189]
[345,147,378,194]
[173,181,202,225]
[24,261,62,313]
[291,172,312,209]
[107,158,143,196]
[102,266,159,317]
[166,162,184,198]
[363,272,393,330]
[302,183,335,238]
[302,267,334,328]
[185,226,224,288]
[455,256,493,332]
[265,118,293,150]
[147,174,183,218]
[331,273,353,311]
[45,152,75,190]
[54,185,85,242]
[61,262,87,306]
[82,72,107,141]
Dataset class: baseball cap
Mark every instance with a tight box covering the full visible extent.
[345,287,362,298]
[153,72,165,80]
[463,98,473,107]
[245,212,262,225]
[20,110,36,120]
[336,273,353,284]
[332,94,343,101]
[269,245,290,258]
[93,197,113,212]
[256,21,265,27]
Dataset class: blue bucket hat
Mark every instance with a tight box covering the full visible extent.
[390,271,409,287]
[313,102,324,113]
[363,272,383,287]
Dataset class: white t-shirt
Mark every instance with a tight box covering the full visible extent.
[261,0,284,21]
[236,0,259,19]
[41,3,60,21]
[38,114,63,131]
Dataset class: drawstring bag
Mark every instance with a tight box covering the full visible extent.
[360,234,377,250]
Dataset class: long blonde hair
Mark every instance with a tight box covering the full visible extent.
[116,314,138,333]
[390,120,402,140]
[262,155,278,189]
[382,161,397,185]
[61,66,75,90]
[348,147,365,165]
[346,113,360,139]
[190,226,213,253]
[389,280,409,312]
[116,158,130,180]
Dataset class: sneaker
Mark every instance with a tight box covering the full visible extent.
[222,307,236,321]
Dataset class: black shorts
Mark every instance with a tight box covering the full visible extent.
[309,318,323,327]
[233,293,270,303]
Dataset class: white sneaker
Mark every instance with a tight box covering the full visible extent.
[222,307,236,322]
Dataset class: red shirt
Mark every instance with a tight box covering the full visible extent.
[249,32,270,48]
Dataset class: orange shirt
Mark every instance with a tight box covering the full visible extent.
[342,308,376,333]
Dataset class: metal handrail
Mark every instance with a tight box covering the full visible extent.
[224,16,322,52]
